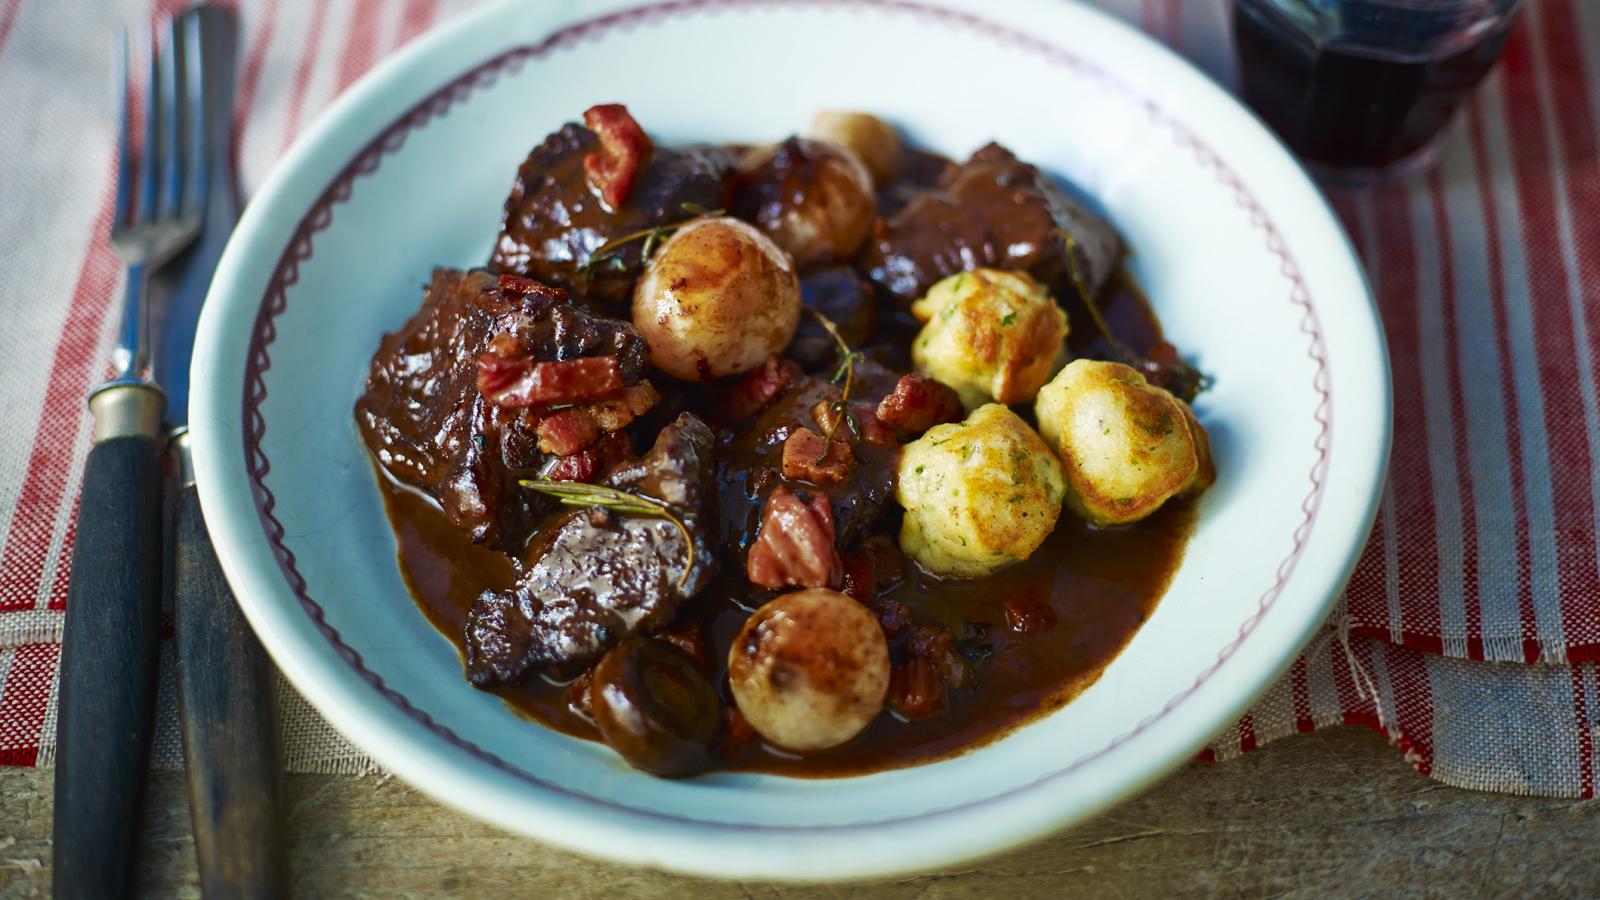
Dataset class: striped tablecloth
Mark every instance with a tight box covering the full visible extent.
[4,0,1600,797]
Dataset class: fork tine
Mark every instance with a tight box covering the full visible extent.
[138,26,158,224]
[181,10,207,222]
[111,27,133,231]
[158,16,183,220]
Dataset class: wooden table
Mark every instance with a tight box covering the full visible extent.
[2,727,1596,897]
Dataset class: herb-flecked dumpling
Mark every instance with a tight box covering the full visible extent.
[910,269,1068,410]
[895,404,1065,578]
[1035,359,1213,526]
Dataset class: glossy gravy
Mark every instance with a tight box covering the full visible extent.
[376,276,1197,777]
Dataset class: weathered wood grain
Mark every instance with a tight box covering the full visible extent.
[3,727,1597,898]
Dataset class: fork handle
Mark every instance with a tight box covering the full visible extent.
[171,432,289,900]
[53,385,166,899]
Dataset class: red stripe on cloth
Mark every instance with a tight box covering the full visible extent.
[0,0,26,60]
[1237,712,1257,754]
[1426,167,1483,659]
[1539,0,1600,652]
[1570,665,1595,798]
[1500,22,1600,661]
[334,0,385,94]
[1370,184,1437,646]
[231,0,281,195]
[0,644,60,766]
[396,0,438,45]
[1289,656,1314,733]
[279,0,334,153]
[1385,643,1435,776]
[1465,99,1536,664]
[0,173,119,612]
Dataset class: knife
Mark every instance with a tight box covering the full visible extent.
[156,7,289,898]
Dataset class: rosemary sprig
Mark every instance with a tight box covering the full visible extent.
[1056,227,1210,400]
[575,203,726,285]
[518,479,695,589]
[805,307,864,460]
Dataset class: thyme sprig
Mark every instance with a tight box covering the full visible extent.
[806,307,865,459]
[575,202,725,287]
[518,479,694,589]
[1056,227,1211,400]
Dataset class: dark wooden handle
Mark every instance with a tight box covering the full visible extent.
[52,434,165,900]
[172,483,288,900]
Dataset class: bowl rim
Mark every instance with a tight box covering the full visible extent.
[191,0,1391,879]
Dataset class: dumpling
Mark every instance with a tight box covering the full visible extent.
[896,404,1065,578]
[1034,359,1213,526]
[910,269,1068,409]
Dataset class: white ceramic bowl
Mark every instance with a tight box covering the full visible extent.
[191,0,1389,880]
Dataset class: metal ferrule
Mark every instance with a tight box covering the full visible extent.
[168,427,196,488]
[87,382,165,443]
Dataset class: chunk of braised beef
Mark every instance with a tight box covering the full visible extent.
[745,485,843,590]
[780,427,855,485]
[874,147,952,218]
[356,268,650,550]
[860,143,1123,306]
[463,414,718,685]
[875,373,964,437]
[490,110,732,305]
[786,266,877,372]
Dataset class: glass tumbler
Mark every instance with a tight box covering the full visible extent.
[1232,0,1525,184]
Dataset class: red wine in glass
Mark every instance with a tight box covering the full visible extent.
[1233,0,1522,183]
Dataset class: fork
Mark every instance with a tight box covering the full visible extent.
[53,19,203,896]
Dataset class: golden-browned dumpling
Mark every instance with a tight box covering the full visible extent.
[1034,359,1213,526]
[909,269,1068,409]
[895,404,1065,578]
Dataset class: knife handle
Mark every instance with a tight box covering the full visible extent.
[53,387,166,900]
[171,434,288,900]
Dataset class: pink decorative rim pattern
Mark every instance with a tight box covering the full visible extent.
[242,0,1332,830]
